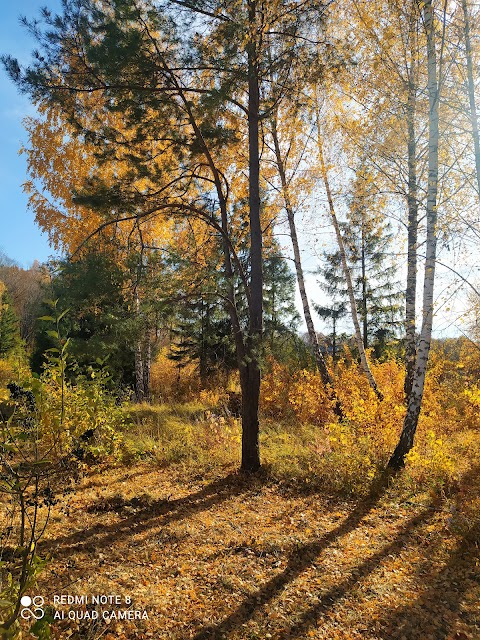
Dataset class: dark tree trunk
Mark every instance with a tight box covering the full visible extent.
[134,292,145,403]
[239,362,261,472]
[143,335,151,402]
[242,0,262,472]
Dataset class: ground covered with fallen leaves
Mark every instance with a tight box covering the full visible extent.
[22,459,480,640]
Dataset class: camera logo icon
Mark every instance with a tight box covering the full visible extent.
[20,595,45,620]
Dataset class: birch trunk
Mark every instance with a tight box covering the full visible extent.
[270,116,344,419]
[317,139,383,401]
[389,0,440,469]
[461,0,480,201]
[404,22,419,400]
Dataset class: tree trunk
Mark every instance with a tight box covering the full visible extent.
[389,0,440,469]
[270,115,344,419]
[317,138,383,400]
[239,361,261,472]
[462,0,480,202]
[404,13,419,400]
[134,293,145,403]
[333,315,337,365]
[175,53,261,472]
[143,333,151,402]
[242,0,263,472]
[361,220,368,349]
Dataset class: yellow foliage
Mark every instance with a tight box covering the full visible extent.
[150,349,202,403]
[0,359,14,390]
[405,429,457,488]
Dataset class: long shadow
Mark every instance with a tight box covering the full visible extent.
[369,465,480,639]
[370,532,480,640]
[41,471,258,555]
[192,472,407,639]
[274,505,435,639]
[77,465,156,491]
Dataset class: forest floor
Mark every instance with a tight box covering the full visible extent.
[28,456,479,640]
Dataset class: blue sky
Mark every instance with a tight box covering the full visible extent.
[0,0,62,268]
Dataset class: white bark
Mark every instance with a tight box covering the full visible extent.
[389,0,440,468]
[461,0,480,201]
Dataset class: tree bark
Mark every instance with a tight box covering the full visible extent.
[389,0,440,469]
[461,0,480,202]
[241,0,262,471]
[404,10,420,401]
[143,333,151,402]
[134,292,145,403]
[317,138,383,400]
[361,220,368,349]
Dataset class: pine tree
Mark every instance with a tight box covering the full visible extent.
[314,301,347,363]
[4,0,326,471]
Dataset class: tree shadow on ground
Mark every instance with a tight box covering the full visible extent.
[191,471,430,639]
[371,532,480,640]
[369,466,480,640]
[272,505,436,639]
[42,471,263,555]
[77,465,156,491]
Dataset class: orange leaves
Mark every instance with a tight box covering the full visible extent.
[261,358,333,425]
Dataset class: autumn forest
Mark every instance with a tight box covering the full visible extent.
[0,0,479,638]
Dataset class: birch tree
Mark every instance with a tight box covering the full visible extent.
[388,0,442,468]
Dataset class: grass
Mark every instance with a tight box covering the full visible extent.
[3,401,480,639]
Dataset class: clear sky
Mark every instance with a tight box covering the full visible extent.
[0,0,62,268]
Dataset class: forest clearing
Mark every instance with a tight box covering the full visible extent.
[1,350,479,639]
[1,0,480,637]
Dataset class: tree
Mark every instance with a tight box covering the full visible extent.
[31,253,138,388]
[168,247,300,380]
[269,106,342,411]
[314,300,347,363]
[460,0,480,202]
[0,282,21,356]
[4,0,327,470]
[388,0,442,469]
[316,130,383,400]
[319,165,403,356]
[262,250,301,358]
[0,253,46,346]
[323,0,426,399]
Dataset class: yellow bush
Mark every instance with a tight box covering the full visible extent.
[288,369,333,425]
[0,359,14,388]
[462,386,480,430]
[405,429,457,489]
[261,358,333,425]
[261,358,295,420]
[150,349,201,402]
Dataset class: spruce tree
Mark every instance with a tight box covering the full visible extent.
[0,283,20,356]
[319,166,403,356]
